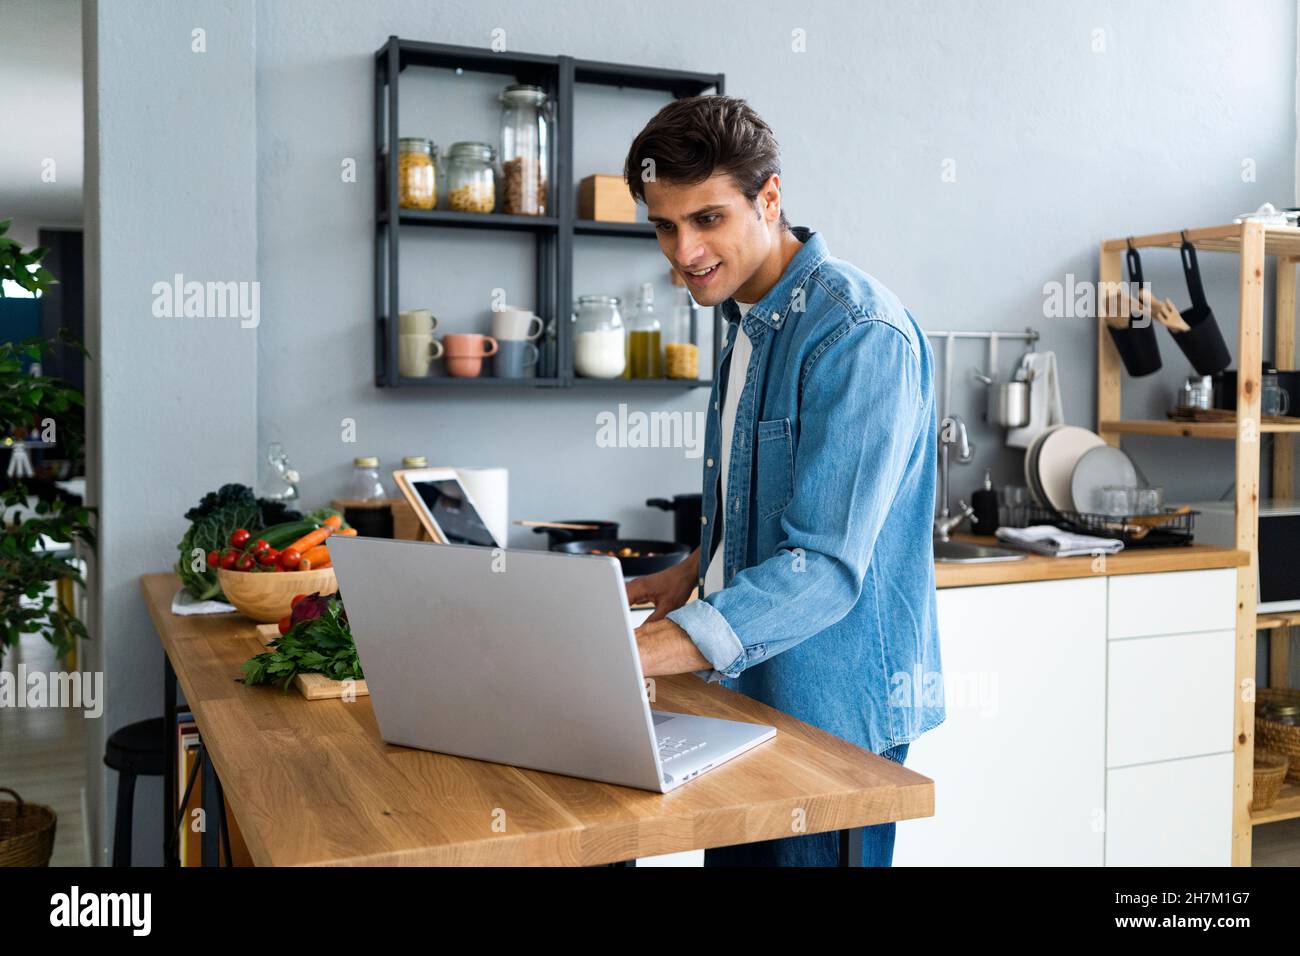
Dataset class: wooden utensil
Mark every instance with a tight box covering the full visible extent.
[1126,505,1191,527]
[1153,296,1190,332]
[1099,505,1192,538]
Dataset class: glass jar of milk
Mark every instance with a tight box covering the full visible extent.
[573,295,625,378]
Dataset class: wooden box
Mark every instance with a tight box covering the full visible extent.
[577,174,636,223]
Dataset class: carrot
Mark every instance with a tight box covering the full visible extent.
[334,527,358,537]
[302,545,331,567]
[323,513,343,530]
[287,525,332,553]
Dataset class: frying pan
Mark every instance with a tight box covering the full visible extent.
[554,538,689,577]
[531,519,619,548]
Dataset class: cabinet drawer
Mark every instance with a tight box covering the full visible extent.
[1107,569,1235,639]
[1106,629,1234,767]
[1105,753,1233,866]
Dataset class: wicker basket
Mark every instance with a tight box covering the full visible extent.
[1252,751,1290,812]
[1256,688,1300,784]
[0,787,57,867]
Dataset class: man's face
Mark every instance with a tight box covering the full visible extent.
[644,172,777,307]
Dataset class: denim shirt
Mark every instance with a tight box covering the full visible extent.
[666,226,945,754]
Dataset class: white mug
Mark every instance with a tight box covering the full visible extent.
[399,333,445,377]
[492,306,544,341]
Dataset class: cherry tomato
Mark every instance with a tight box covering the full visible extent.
[235,554,255,572]
[219,551,238,570]
[290,594,308,609]
[258,548,279,567]
[278,548,302,572]
[251,538,270,553]
[278,616,292,635]
[206,550,221,570]
[230,528,251,549]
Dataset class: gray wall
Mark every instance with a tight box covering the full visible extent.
[255,0,1296,532]
[82,0,1295,862]
[84,0,258,866]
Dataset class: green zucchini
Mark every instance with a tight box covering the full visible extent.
[254,519,321,550]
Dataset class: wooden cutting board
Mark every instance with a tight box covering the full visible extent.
[253,623,370,700]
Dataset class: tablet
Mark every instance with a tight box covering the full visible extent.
[392,467,501,548]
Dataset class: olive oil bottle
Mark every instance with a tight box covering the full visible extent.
[628,282,663,378]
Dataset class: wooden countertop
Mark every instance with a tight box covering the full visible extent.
[142,573,934,866]
[934,535,1249,589]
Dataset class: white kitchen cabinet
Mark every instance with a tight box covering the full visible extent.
[1105,753,1234,866]
[1106,629,1235,768]
[1106,568,1235,639]
[894,577,1108,866]
[897,567,1237,868]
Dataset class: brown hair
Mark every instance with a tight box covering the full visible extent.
[624,95,789,228]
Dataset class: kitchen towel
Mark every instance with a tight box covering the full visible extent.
[171,589,236,615]
[995,524,1125,557]
[1005,351,1063,449]
[454,466,509,547]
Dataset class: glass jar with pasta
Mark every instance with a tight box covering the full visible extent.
[445,141,496,213]
[397,137,437,210]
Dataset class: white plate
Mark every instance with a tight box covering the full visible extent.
[1023,426,1057,509]
[1069,444,1138,513]
[1035,426,1105,512]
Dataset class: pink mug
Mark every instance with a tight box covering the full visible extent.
[441,333,498,377]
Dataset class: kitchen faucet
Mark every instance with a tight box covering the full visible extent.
[934,414,975,541]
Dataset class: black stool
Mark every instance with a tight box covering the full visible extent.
[103,717,165,867]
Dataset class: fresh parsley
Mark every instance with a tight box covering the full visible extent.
[241,595,362,690]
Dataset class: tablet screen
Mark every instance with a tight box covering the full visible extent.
[411,478,497,547]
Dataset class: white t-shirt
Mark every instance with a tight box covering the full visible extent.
[703,301,754,597]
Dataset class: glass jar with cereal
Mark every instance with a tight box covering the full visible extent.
[499,84,551,216]
[445,142,497,214]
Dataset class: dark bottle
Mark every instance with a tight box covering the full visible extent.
[970,468,1000,536]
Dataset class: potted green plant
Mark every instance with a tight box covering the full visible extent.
[0,218,95,664]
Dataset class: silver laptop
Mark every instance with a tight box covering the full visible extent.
[327,536,776,792]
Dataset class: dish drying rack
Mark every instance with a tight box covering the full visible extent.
[1001,504,1198,548]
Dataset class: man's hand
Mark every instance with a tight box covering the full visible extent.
[635,616,712,677]
[624,547,700,622]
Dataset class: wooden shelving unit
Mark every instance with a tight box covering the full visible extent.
[1099,219,1299,865]
[373,37,722,390]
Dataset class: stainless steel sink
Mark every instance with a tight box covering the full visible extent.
[934,539,1027,563]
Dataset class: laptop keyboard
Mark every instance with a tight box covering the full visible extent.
[658,735,707,764]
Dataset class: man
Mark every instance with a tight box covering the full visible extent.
[623,96,944,867]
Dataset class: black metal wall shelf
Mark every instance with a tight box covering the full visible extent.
[378,209,559,232]
[374,36,724,389]
[574,220,657,238]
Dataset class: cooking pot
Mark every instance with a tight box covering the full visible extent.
[554,538,689,577]
[973,370,1032,429]
[646,494,702,546]
[532,519,619,549]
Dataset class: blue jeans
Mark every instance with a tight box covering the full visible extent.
[704,742,910,867]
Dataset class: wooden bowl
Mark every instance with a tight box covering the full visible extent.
[217,567,338,623]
